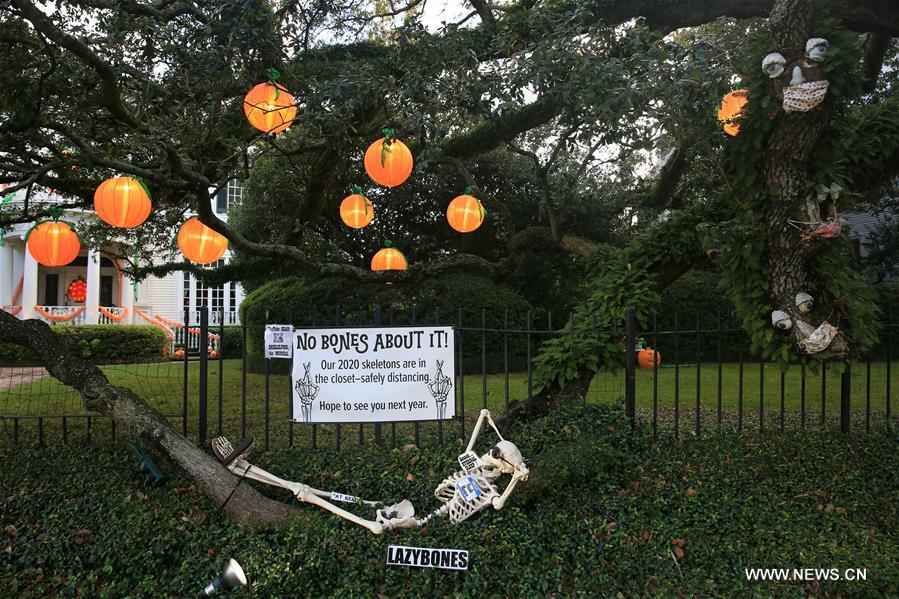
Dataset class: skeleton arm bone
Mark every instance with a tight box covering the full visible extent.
[491,468,528,510]
[466,408,505,453]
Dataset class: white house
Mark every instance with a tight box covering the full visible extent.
[0,181,246,334]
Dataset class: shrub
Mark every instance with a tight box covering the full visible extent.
[0,325,168,365]
[219,326,244,359]
[239,273,537,372]
[0,404,896,597]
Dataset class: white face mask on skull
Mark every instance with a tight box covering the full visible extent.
[762,52,787,78]
[805,38,829,62]
[772,309,793,330]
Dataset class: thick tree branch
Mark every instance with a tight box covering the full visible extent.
[0,309,299,524]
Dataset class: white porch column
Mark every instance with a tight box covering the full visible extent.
[223,282,231,323]
[0,242,12,306]
[85,249,100,324]
[12,243,24,299]
[20,247,38,319]
[122,271,135,324]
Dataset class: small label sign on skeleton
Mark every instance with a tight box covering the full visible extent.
[456,475,481,502]
[457,450,483,473]
[387,545,469,571]
[329,492,358,504]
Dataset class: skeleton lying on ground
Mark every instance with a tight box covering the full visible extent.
[211,409,529,534]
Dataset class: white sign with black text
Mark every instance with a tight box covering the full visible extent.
[264,325,294,359]
[387,545,469,571]
[291,326,455,423]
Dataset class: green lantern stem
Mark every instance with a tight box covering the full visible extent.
[266,68,282,100]
[48,207,63,221]
[380,128,396,167]
[384,239,392,248]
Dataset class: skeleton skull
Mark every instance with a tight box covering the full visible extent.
[762,52,787,78]
[805,38,829,63]
[772,309,793,330]
[483,440,525,475]
[795,292,814,314]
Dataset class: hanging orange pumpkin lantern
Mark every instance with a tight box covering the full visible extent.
[364,128,413,187]
[340,186,374,229]
[94,176,152,228]
[243,69,297,134]
[637,348,661,369]
[67,277,87,303]
[177,217,228,264]
[447,187,486,233]
[26,219,81,267]
[371,240,407,271]
[717,89,748,136]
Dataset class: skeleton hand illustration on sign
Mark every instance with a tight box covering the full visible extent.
[426,359,452,419]
[211,409,528,534]
[294,362,320,422]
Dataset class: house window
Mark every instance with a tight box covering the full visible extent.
[229,282,237,315]
[183,271,190,311]
[195,278,208,308]
[44,274,58,305]
[215,180,244,214]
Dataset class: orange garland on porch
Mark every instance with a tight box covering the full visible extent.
[1,306,22,316]
[34,305,85,322]
[133,307,175,341]
[154,314,221,340]
[98,306,129,322]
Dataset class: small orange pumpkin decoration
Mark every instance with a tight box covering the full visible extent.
[717,89,748,136]
[371,241,407,271]
[340,186,374,229]
[94,176,152,228]
[67,278,87,303]
[364,128,413,187]
[243,70,297,134]
[447,187,486,233]
[174,348,186,360]
[637,348,661,369]
[27,220,81,267]
[177,217,228,264]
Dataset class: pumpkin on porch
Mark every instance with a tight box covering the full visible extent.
[26,221,81,267]
[67,278,87,303]
[94,176,152,228]
[173,348,186,360]
[717,89,748,136]
[177,217,228,264]
[637,348,661,369]
[364,129,413,187]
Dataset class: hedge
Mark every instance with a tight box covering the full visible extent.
[1,404,895,596]
[239,273,537,372]
[0,325,169,365]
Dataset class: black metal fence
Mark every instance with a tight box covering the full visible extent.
[0,305,895,447]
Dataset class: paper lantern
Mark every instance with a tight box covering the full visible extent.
[27,221,81,267]
[371,242,407,271]
[340,187,374,229]
[364,128,413,187]
[243,78,297,134]
[717,89,748,136]
[637,349,661,369]
[177,217,228,264]
[447,188,485,233]
[67,278,87,303]
[94,176,152,228]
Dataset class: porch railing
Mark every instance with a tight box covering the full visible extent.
[32,305,87,324]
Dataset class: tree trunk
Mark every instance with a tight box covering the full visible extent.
[0,311,299,525]
[763,0,849,357]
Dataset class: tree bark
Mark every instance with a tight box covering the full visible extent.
[0,310,299,525]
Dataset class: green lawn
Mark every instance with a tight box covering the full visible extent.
[2,359,895,447]
[1,404,896,597]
